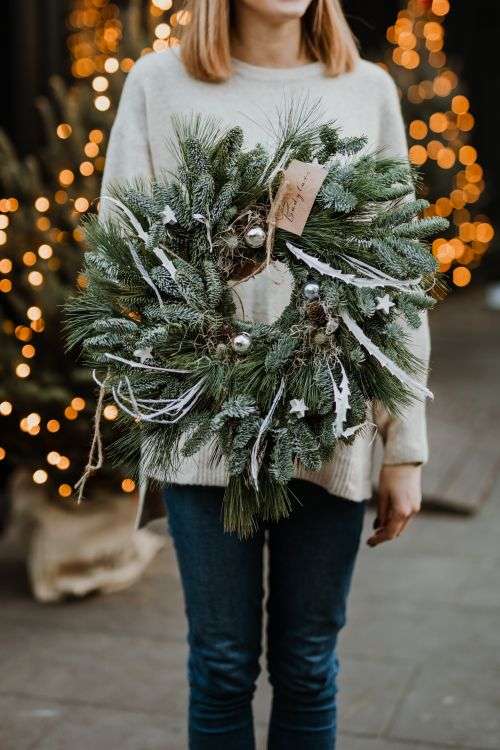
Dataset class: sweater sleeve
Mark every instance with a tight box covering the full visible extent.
[372,73,431,465]
[99,62,154,220]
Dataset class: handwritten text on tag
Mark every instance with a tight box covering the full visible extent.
[272,159,328,237]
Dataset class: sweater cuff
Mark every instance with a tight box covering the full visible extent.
[381,410,429,465]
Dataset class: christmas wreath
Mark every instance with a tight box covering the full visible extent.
[66,101,447,536]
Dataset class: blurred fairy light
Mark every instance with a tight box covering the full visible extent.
[38,244,53,259]
[385,0,494,286]
[33,469,48,485]
[59,169,75,186]
[152,0,173,10]
[92,75,109,92]
[57,123,72,139]
[0,258,12,272]
[121,478,136,493]
[103,404,118,420]
[67,0,182,99]
[67,0,123,79]
[0,0,182,496]
[16,364,31,378]
[0,401,13,416]
[94,94,111,111]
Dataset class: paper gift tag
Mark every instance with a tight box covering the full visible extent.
[272,159,328,236]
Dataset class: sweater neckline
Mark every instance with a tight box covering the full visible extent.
[231,56,325,81]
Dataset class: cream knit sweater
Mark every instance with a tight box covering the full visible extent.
[100,47,430,525]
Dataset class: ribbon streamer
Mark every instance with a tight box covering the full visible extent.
[126,241,164,308]
[151,246,177,280]
[340,253,422,290]
[93,369,206,425]
[102,195,150,242]
[340,312,433,401]
[104,352,191,374]
[286,242,422,291]
[250,377,286,490]
[111,376,206,425]
[103,195,177,291]
[326,359,351,437]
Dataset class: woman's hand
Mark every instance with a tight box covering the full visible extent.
[367,464,422,547]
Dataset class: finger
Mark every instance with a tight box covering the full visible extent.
[367,517,405,547]
[376,488,391,528]
[396,516,412,537]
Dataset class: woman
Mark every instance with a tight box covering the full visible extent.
[101,1,428,747]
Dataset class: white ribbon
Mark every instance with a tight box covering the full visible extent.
[104,352,191,374]
[326,359,351,437]
[126,241,164,308]
[286,242,421,291]
[340,312,433,401]
[340,254,422,290]
[102,195,150,242]
[151,246,177,280]
[112,376,206,424]
[94,369,206,425]
[102,195,177,291]
[250,377,286,490]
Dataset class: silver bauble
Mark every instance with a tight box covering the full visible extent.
[303,281,320,300]
[244,226,266,249]
[231,333,252,353]
[326,317,340,335]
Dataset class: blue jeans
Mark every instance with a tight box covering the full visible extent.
[163,479,365,750]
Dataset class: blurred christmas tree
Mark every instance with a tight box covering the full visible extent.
[383,0,495,288]
[0,0,185,498]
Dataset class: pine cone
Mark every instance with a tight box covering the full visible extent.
[306,301,327,326]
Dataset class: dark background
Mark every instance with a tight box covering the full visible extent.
[1,0,499,270]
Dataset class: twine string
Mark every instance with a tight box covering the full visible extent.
[266,174,290,269]
[74,370,110,502]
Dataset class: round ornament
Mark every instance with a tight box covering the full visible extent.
[303,281,320,300]
[244,226,266,249]
[231,333,252,353]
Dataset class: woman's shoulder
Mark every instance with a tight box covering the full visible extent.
[351,59,398,94]
[125,47,185,91]
[345,59,401,117]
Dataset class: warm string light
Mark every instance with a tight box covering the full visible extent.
[150,1,185,52]
[0,0,181,498]
[386,0,494,285]
[68,0,124,79]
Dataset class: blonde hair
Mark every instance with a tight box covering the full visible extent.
[179,0,359,83]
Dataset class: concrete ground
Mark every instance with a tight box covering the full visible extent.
[1,287,500,749]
